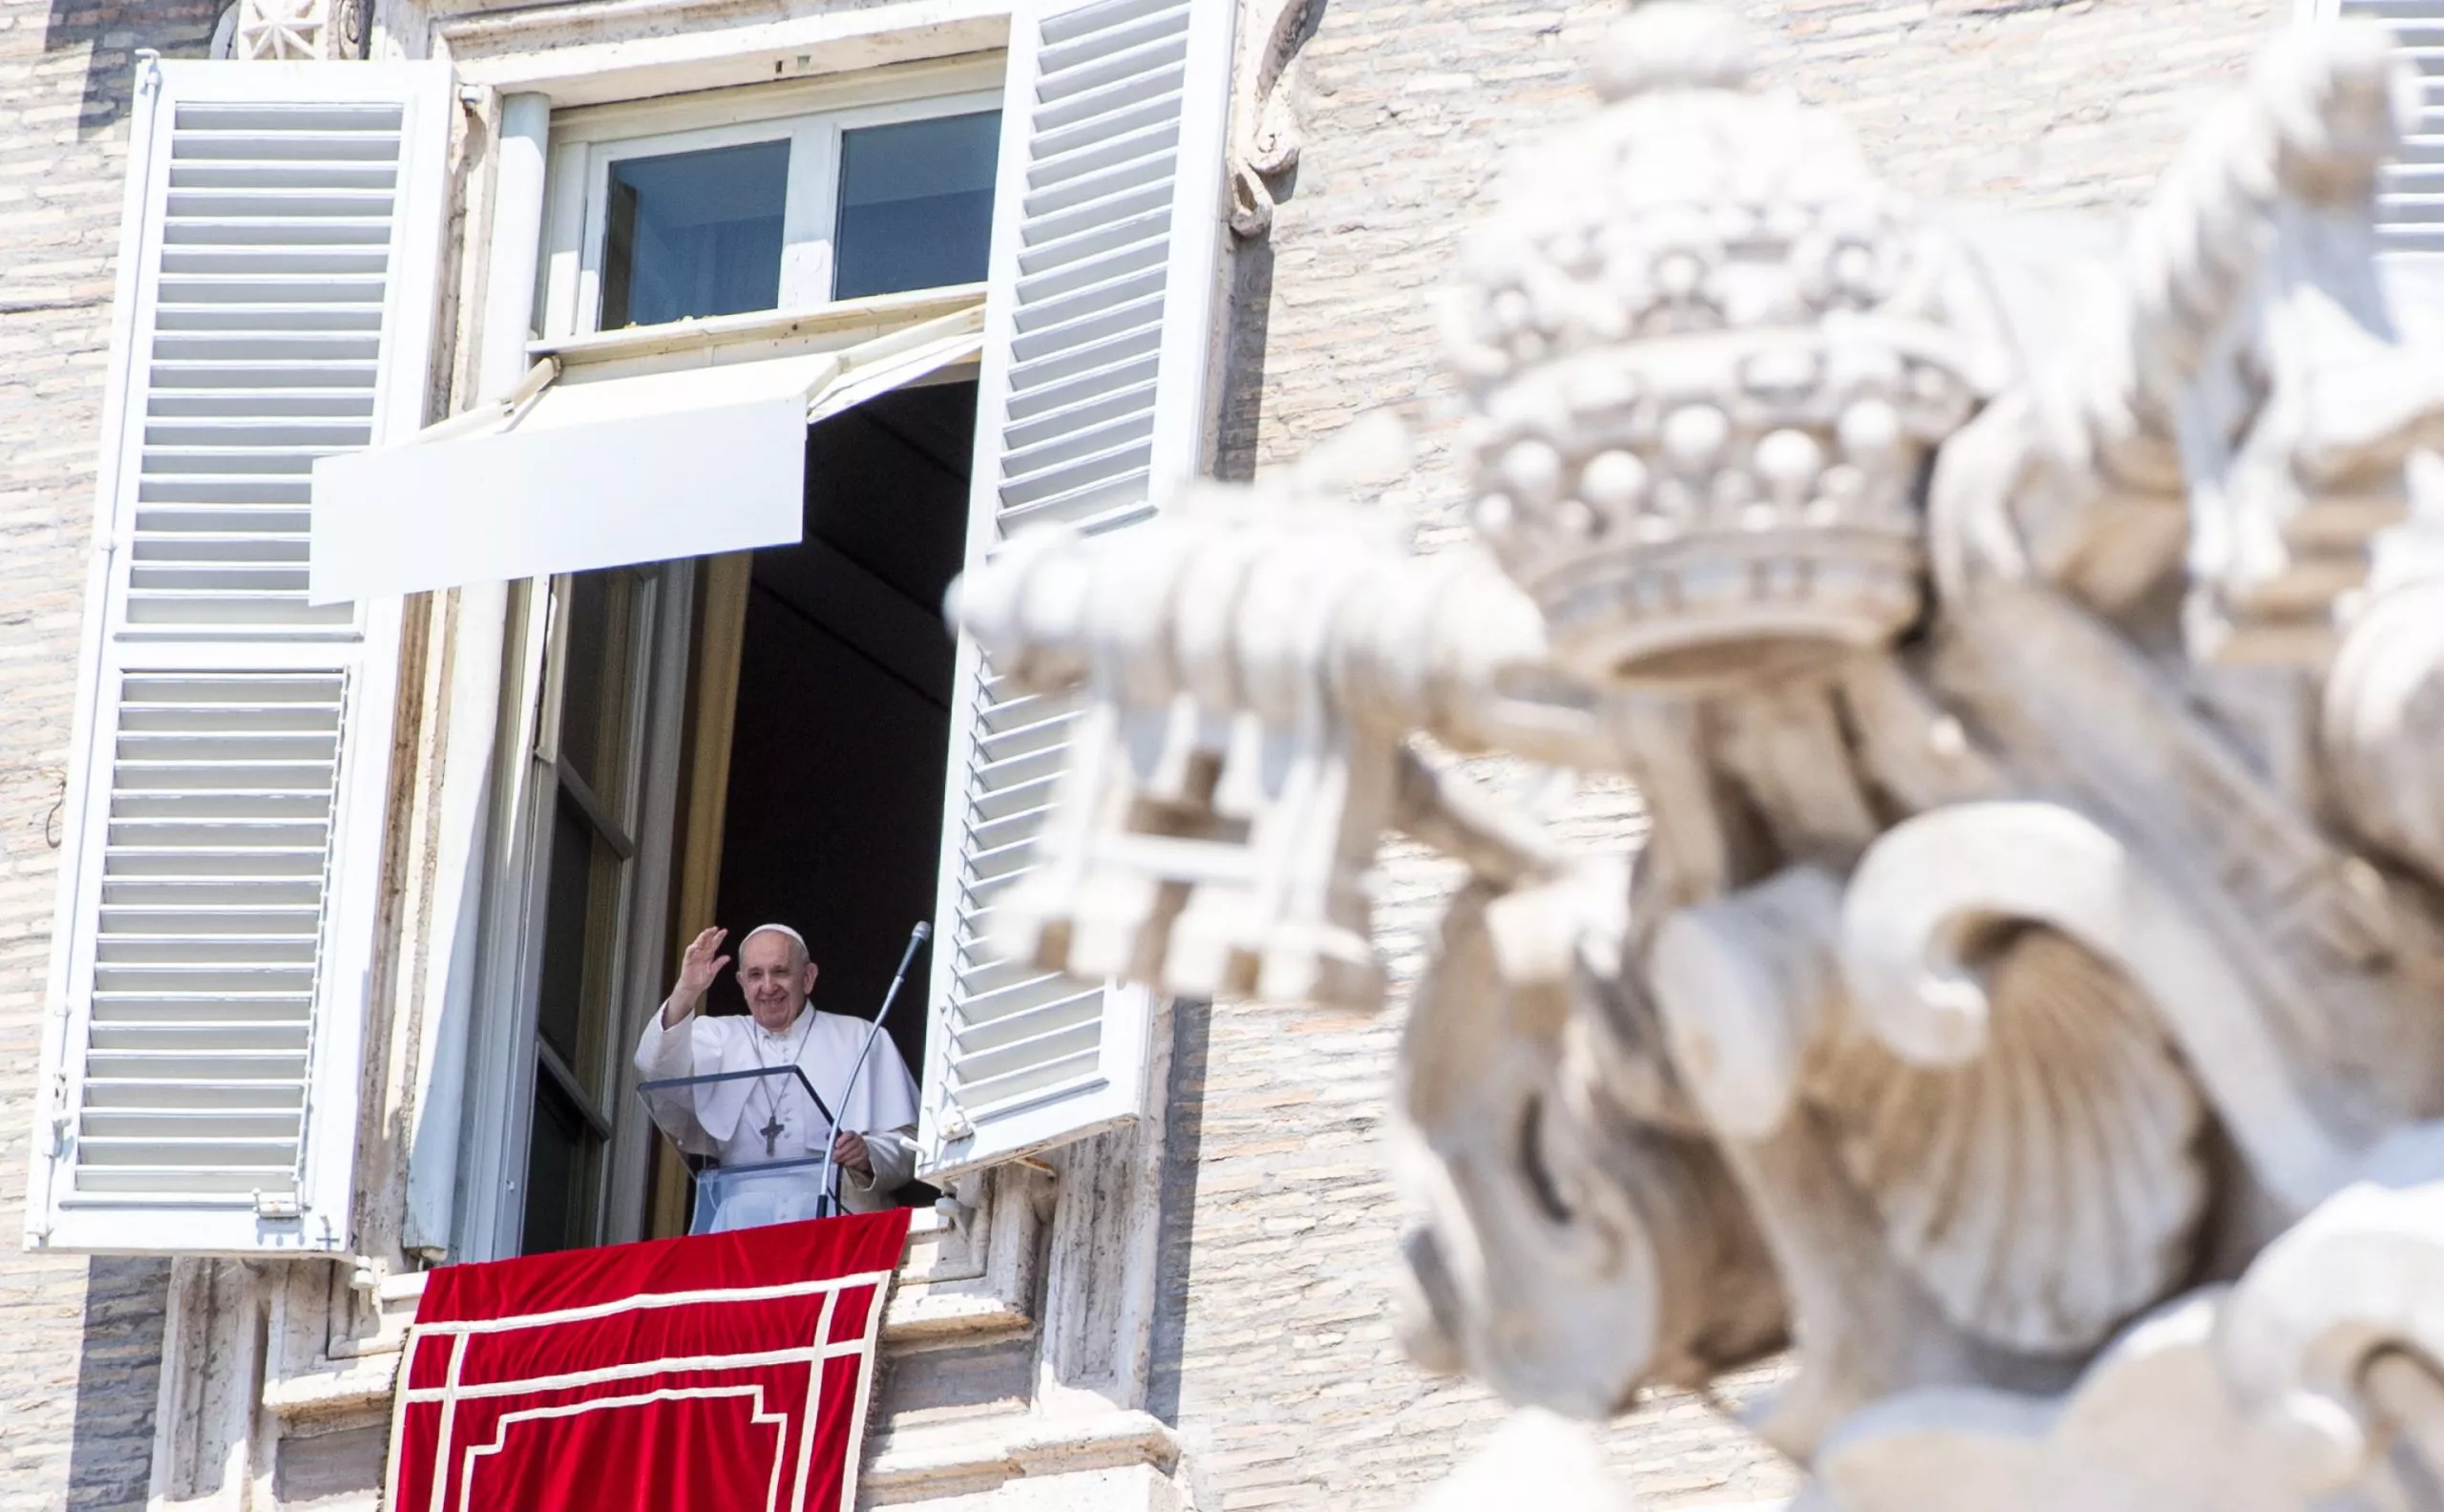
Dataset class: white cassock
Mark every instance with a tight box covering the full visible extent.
[635,1006,919,1228]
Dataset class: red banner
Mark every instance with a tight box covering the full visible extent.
[388,1209,910,1512]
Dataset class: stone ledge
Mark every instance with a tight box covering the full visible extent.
[435,0,1013,109]
[260,1355,402,1423]
[862,1409,1182,1498]
[882,1287,1034,1347]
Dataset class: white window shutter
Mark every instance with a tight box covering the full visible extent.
[27,59,453,1254]
[2336,0,2444,256]
[919,0,1233,1180]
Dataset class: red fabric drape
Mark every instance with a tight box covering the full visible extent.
[389,1209,911,1512]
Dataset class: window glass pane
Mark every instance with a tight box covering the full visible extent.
[600,139,790,329]
[534,788,624,1094]
[834,112,1001,300]
[536,793,594,1071]
[557,570,636,814]
[521,1070,599,1255]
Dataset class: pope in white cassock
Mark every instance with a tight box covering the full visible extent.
[635,922,920,1227]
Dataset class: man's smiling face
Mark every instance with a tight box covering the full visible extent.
[736,929,817,1033]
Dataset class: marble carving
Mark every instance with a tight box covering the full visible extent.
[222,0,371,61]
[949,3,2444,1506]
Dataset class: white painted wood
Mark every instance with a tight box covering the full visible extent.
[2335,0,2444,257]
[602,563,694,1249]
[434,0,1011,110]
[308,303,985,600]
[27,58,453,1255]
[537,136,589,340]
[545,55,1005,145]
[541,77,1002,336]
[478,93,551,399]
[918,0,1235,1181]
[401,90,549,1256]
[570,89,1000,315]
[780,115,841,304]
[324,388,810,599]
[451,578,554,1264]
[531,282,984,370]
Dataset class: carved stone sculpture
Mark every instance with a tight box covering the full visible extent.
[1229,0,1318,239]
[221,0,370,61]
[949,3,2444,1504]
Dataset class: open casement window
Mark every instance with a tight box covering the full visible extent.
[308,292,986,602]
[537,74,1005,336]
[27,60,452,1254]
[312,64,1009,605]
[919,0,1233,1180]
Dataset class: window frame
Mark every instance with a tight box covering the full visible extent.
[443,0,1230,1248]
[519,567,653,1251]
[457,563,692,1261]
[536,60,1004,341]
[444,57,1005,1266]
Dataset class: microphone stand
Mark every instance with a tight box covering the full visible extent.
[817,920,931,1217]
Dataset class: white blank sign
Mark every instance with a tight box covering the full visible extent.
[309,391,807,605]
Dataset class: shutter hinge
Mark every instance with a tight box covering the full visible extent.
[45,1069,71,1158]
[253,1190,303,1221]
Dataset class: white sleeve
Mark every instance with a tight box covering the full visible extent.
[839,1127,917,1211]
[863,1033,920,1135]
[636,1005,699,1080]
[636,1011,721,1154]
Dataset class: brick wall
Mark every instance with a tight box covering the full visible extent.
[1167,0,2283,1507]
[0,3,217,1507]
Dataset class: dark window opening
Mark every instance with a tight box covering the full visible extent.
[695,377,980,1202]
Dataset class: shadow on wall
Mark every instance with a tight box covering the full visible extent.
[41,0,222,141]
[27,6,216,1509]
[1214,239,1275,485]
[1212,0,1323,483]
[64,1258,174,1511]
[1145,997,1214,1427]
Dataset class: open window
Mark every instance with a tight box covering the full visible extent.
[485,379,982,1257]
[504,564,685,1253]
[537,60,1005,339]
[301,0,1237,1261]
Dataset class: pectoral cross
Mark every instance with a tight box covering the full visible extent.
[760,1113,785,1156]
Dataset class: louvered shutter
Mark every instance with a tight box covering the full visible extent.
[27,60,452,1254]
[918,0,1233,1179]
[2338,0,2444,255]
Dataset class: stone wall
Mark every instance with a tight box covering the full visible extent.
[0,3,220,1508]
[0,0,2302,1508]
[1168,0,2285,1507]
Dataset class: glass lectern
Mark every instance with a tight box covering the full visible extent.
[638,1065,849,1234]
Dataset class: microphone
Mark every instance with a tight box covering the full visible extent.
[817,920,932,1216]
